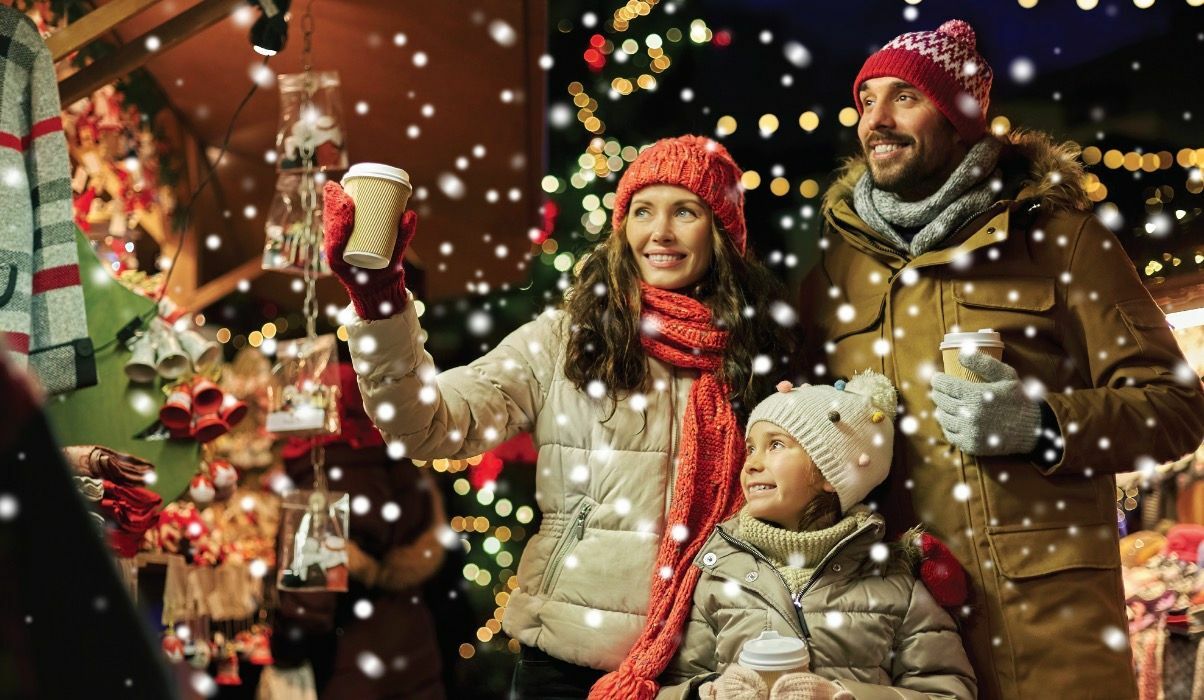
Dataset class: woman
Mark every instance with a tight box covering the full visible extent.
[322,135,794,699]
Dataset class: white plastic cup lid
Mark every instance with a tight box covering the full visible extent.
[737,631,809,671]
[940,328,1004,351]
[342,162,411,188]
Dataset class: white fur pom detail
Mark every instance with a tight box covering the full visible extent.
[845,370,898,420]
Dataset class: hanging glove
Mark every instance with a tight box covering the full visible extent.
[321,181,418,321]
[698,664,768,700]
[768,673,853,700]
[930,352,1043,457]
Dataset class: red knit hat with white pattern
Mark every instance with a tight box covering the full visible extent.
[853,19,993,143]
[611,135,746,254]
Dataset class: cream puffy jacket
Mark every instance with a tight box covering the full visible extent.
[346,300,695,670]
[659,511,976,699]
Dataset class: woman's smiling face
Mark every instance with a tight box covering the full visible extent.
[624,185,715,290]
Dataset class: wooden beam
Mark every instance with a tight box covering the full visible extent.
[59,0,243,106]
[184,256,265,312]
[45,0,164,62]
[1149,270,1204,314]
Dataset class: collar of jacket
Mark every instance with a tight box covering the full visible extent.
[820,129,1092,267]
[694,510,890,595]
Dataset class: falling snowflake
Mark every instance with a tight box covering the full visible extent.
[357,651,385,679]
[185,672,219,698]
[1010,57,1036,83]
[1102,626,1128,652]
[0,494,20,521]
[783,41,811,68]
[488,19,517,46]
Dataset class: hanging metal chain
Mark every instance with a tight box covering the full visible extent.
[297,0,326,486]
[301,0,315,73]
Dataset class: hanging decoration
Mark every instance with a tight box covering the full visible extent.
[261,0,351,595]
[262,1,343,278]
[275,71,348,173]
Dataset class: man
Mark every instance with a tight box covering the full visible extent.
[797,19,1204,699]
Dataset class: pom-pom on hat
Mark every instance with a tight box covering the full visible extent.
[611,135,747,253]
[853,19,994,143]
[747,371,898,512]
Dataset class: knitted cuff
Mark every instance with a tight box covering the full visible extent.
[343,277,408,321]
[1011,397,1044,456]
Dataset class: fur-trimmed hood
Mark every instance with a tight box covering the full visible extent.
[822,130,1092,218]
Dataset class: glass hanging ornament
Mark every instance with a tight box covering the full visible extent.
[265,334,340,437]
[274,71,348,173]
[277,488,350,592]
[262,173,331,276]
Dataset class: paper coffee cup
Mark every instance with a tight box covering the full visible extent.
[940,328,1004,382]
[341,163,412,270]
[737,631,810,688]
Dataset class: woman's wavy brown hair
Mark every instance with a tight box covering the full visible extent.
[562,218,796,417]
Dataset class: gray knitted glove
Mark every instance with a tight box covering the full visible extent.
[930,353,1042,457]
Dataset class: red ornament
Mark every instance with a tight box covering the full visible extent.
[917,532,969,608]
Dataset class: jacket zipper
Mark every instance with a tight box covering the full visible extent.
[712,527,809,636]
[715,522,877,641]
[539,502,594,595]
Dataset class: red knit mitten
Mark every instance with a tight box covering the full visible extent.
[322,181,418,321]
[917,532,969,607]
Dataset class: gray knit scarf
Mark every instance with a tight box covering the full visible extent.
[853,138,1003,256]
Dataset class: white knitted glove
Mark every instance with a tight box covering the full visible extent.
[768,672,853,700]
[700,664,769,700]
[930,353,1042,457]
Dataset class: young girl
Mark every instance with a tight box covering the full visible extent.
[658,372,976,700]
[321,135,794,699]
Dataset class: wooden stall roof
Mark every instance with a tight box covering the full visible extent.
[61,0,547,309]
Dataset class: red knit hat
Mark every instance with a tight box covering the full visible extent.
[853,19,993,143]
[611,135,747,254]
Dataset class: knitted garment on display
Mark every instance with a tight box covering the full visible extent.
[853,19,994,143]
[0,8,94,394]
[610,135,747,253]
[736,509,866,594]
[589,282,745,700]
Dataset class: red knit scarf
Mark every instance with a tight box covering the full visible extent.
[590,283,746,700]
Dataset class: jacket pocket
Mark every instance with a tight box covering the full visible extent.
[952,276,1055,313]
[820,293,887,346]
[1117,297,1175,355]
[538,498,596,596]
[987,522,1119,580]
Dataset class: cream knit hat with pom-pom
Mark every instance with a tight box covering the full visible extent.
[746,371,898,512]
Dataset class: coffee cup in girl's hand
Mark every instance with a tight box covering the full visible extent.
[737,631,810,688]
